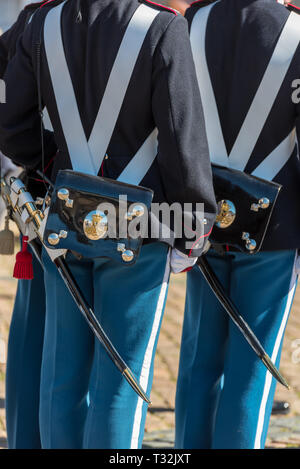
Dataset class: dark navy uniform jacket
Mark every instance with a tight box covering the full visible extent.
[0,0,217,256]
[186,0,300,251]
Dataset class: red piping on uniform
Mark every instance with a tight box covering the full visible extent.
[40,0,56,9]
[188,226,213,257]
[24,2,44,8]
[287,2,300,10]
[190,0,209,6]
[144,0,177,15]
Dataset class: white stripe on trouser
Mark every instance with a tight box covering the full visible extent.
[254,276,297,448]
[130,249,171,449]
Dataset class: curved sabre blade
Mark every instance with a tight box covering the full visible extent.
[197,257,290,389]
[123,368,151,404]
[54,257,152,403]
[261,354,290,390]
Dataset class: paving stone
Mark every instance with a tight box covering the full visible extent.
[143,417,300,449]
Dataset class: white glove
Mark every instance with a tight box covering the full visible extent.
[0,153,18,176]
[170,248,198,274]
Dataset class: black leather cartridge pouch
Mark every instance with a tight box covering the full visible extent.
[43,170,153,265]
[210,164,282,254]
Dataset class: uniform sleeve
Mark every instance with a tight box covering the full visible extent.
[0,10,30,78]
[0,19,57,170]
[152,14,217,256]
[0,9,33,65]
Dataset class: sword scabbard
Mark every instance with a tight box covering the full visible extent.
[197,256,290,389]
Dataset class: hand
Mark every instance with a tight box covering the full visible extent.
[0,152,19,176]
[170,248,198,274]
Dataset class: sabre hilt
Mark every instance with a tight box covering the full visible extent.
[1,176,46,244]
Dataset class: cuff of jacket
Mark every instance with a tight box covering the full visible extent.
[174,212,216,257]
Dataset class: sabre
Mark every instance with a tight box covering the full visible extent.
[197,255,290,389]
[0,175,151,404]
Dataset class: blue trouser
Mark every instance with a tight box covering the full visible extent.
[175,249,297,449]
[39,242,170,449]
[5,249,45,449]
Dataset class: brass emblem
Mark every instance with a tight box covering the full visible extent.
[215,200,236,229]
[83,210,108,240]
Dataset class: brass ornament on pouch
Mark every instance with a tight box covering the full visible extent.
[117,243,134,263]
[57,188,74,208]
[83,210,108,240]
[48,230,68,246]
[242,232,256,252]
[251,197,270,212]
[215,200,236,229]
[125,204,145,221]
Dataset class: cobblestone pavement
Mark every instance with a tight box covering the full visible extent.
[1,248,300,449]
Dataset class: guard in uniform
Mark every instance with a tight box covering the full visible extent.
[0,2,53,449]
[175,0,300,449]
[0,0,216,449]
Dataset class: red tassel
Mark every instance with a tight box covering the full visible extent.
[13,236,34,280]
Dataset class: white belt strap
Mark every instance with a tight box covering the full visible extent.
[252,128,296,180]
[117,128,158,185]
[190,2,228,168]
[44,1,159,182]
[44,1,96,174]
[191,4,300,178]
[88,4,159,172]
[229,12,300,171]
